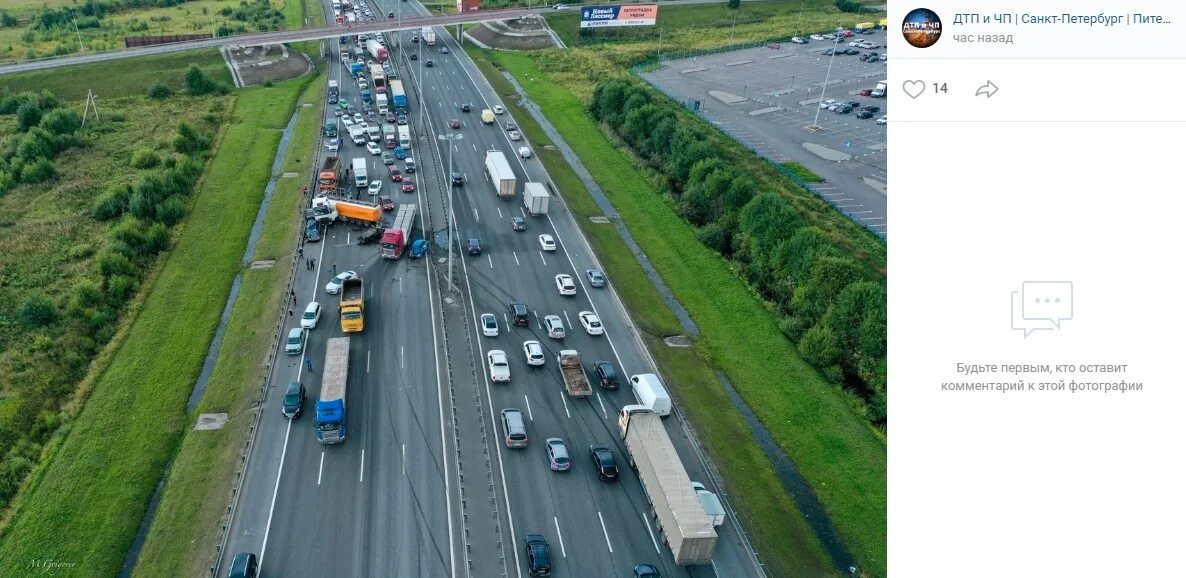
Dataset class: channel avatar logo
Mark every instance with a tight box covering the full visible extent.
[902,8,942,48]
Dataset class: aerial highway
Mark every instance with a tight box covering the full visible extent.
[216,0,767,575]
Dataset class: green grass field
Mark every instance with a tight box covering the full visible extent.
[782,161,825,183]
[0,75,312,577]
[132,74,321,578]
[0,49,231,100]
[477,49,887,577]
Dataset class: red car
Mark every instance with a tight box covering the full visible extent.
[401,182,416,193]
[449,119,461,129]
[388,167,403,182]
[378,195,394,210]
[859,88,873,96]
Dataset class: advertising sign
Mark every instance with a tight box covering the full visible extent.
[579,4,658,28]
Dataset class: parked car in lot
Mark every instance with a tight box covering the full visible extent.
[790,36,807,44]
[877,116,888,125]
[820,98,837,109]
[856,110,874,119]
[809,34,824,41]
[546,438,571,471]
[863,105,880,113]
[859,88,873,96]
[836,105,854,114]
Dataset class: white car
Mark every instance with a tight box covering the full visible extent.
[522,340,545,366]
[487,350,511,382]
[367,180,382,195]
[554,274,576,296]
[810,34,824,41]
[848,40,862,47]
[538,234,556,252]
[341,117,355,128]
[544,315,565,339]
[357,121,370,134]
[357,78,367,90]
[790,36,807,44]
[518,146,532,159]
[578,311,603,336]
[876,116,887,125]
[367,141,382,155]
[324,271,359,294]
[325,138,340,152]
[353,113,364,125]
[493,104,505,114]
[819,98,837,110]
[300,301,322,329]
[481,313,499,337]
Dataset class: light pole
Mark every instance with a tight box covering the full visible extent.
[438,133,463,292]
[811,38,840,128]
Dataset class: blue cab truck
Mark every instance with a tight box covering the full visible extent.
[315,337,350,443]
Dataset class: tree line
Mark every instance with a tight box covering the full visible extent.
[591,77,887,424]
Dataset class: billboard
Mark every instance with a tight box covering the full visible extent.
[579,4,658,29]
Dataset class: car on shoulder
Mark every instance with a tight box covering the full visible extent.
[511,217,526,231]
[578,311,603,335]
[593,361,619,389]
[586,269,606,287]
[228,552,259,578]
[522,340,545,366]
[487,350,510,383]
[300,301,321,329]
[305,219,321,242]
[589,445,619,481]
[546,438,571,472]
[538,234,556,251]
[543,315,565,339]
[524,534,552,576]
[284,327,304,355]
[481,313,499,337]
[378,195,394,210]
[281,381,305,419]
[519,146,532,159]
[554,274,576,296]
[505,120,517,131]
[324,271,359,294]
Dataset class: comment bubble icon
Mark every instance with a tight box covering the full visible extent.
[1021,281,1073,328]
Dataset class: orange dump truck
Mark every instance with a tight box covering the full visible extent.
[318,156,342,191]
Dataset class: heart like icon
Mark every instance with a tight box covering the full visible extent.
[902,80,925,99]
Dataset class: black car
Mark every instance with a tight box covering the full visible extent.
[524,535,552,576]
[508,302,530,326]
[835,105,853,114]
[845,48,860,55]
[425,59,434,67]
[409,53,418,60]
[859,53,871,61]
[440,46,449,54]
[460,103,471,112]
[855,110,874,119]
[467,238,481,255]
[589,445,619,481]
[822,48,834,56]
[305,218,321,242]
[387,11,394,17]
[397,114,408,126]
[866,52,879,61]
[846,100,861,108]
[451,172,464,186]
[228,553,258,578]
[862,105,880,113]
[593,361,619,389]
[282,382,305,418]
[328,94,338,104]
[511,217,526,231]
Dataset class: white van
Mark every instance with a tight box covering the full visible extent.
[629,373,671,417]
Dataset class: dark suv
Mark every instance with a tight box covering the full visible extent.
[228,552,258,578]
[467,238,481,255]
[589,445,619,481]
[282,381,305,419]
[508,302,530,326]
[593,361,619,389]
[524,534,552,576]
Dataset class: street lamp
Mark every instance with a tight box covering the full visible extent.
[811,38,840,128]
[437,133,464,292]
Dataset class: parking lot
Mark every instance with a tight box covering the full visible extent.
[641,28,890,236]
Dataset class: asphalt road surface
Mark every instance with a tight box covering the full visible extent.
[218,0,768,576]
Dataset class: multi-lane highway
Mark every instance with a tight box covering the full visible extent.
[218,0,768,576]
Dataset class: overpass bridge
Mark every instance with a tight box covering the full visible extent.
[0,7,531,75]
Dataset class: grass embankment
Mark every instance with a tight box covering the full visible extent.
[782,161,825,183]
[133,74,324,578]
[469,48,848,577]
[0,75,313,577]
[547,0,881,52]
[0,49,232,100]
[474,50,888,576]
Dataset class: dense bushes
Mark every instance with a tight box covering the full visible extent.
[591,77,888,424]
[146,83,173,100]
[0,84,216,514]
[185,64,228,96]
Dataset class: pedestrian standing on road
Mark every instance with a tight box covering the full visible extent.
[288,309,293,318]
[299,247,304,258]
[332,263,337,275]
[305,357,314,372]
[291,289,296,299]
[312,258,317,270]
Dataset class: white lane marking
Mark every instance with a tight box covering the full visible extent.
[553,517,567,558]
[256,417,293,571]
[559,389,571,419]
[488,254,493,269]
[496,206,503,218]
[317,451,325,485]
[598,511,613,553]
[399,277,403,294]
[367,349,371,373]
[347,231,351,244]
[400,346,405,369]
[563,310,572,329]
[513,252,520,267]
[538,252,546,266]
[402,443,406,477]
[359,448,366,482]
[503,312,510,329]
[596,392,608,420]
[520,206,526,218]
[473,207,480,222]
[641,511,661,554]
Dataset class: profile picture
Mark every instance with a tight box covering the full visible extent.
[902,8,942,48]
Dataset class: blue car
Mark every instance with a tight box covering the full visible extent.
[305,219,321,242]
[393,146,407,160]
[410,239,428,259]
